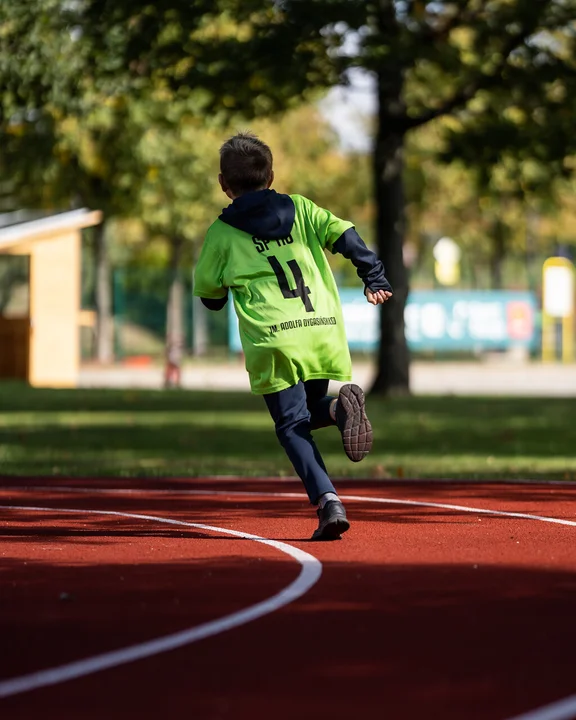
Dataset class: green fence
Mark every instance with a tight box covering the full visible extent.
[81,267,229,361]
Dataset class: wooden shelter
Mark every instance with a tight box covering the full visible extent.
[0,209,102,387]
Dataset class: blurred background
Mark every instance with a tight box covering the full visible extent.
[1,0,576,479]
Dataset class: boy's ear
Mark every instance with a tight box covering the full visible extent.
[267,170,274,188]
[219,173,235,200]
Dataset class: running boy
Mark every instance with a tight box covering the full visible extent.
[194,133,392,540]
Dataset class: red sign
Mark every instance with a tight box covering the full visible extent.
[506,301,533,340]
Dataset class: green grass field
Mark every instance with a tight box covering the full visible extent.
[0,382,575,480]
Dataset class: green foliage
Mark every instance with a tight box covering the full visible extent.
[0,0,330,121]
[403,119,576,291]
[0,1,356,265]
[248,105,374,284]
[440,20,576,194]
[0,1,317,220]
[4,0,576,351]
[6,1,576,224]
[129,100,223,245]
[267,2,576,179]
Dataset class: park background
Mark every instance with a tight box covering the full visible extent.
[1,0,576,481]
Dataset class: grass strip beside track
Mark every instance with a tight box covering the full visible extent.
[1,382,576,480]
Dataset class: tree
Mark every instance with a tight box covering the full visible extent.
[0,99,139,363]
[0,2,272,364]
[129,98,223,378]
[5,1,576,393]
[311,0,576,394]
[63,0,576,394]
[404,122,544,292]
[1,0,332,365]
[129,101,374,369]
[252,104,375,283]
[0,0,140,362]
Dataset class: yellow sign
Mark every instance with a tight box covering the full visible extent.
[542,257,575,362]
[433,237,461,286]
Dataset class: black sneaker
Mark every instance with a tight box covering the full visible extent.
[335,384,373,462]
[311,500,350,541]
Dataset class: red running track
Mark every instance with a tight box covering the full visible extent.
[1,477,576,720]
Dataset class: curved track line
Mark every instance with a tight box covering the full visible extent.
[0,505,322,699]
[9,485,576,528]
[506,695,576,720]
[338,493,576,527]
[2,486,576,719]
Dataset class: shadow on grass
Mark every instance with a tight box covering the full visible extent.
[0,419,574,462]
[0,382,260,413]
[2,382,576,479]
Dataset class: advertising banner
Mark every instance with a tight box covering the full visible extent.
[228,289,537,353]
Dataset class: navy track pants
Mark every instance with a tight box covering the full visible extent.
[263,379,337,504]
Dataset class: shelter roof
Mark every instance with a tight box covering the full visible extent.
[0,209,101,251]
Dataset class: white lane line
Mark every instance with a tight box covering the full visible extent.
[0,505,322,699]
[6,485,576,528]
[3,487,576,719]
[505,696,576,720]
[338,494,576,528]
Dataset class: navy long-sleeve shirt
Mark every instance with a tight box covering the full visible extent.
[199,192,392,311]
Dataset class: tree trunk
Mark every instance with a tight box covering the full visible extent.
[94,222,114,364]
[191,241,209,357]
[525,208,539,293]
[370,80,411,396]
[165,236,185,388]
[192,296,209,357]
[490,218,506,290]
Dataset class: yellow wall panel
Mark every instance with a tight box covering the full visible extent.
[28,231,80,387]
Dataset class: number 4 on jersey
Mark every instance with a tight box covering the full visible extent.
[268,256,314,312]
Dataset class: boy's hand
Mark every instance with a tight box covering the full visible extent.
[366,288,392,305]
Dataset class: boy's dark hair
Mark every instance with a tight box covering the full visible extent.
[220,132,273,195]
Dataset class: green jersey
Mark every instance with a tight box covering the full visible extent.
[194,193,353,394]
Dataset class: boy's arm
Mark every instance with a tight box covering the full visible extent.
[193,228,228,312]
[294,195,392,297]
[332,227,393,294]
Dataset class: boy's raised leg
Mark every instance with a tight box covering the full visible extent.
[335,384,373,462]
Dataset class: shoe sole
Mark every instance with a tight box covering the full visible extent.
[338,384,373,462]
[312,517,351,541]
